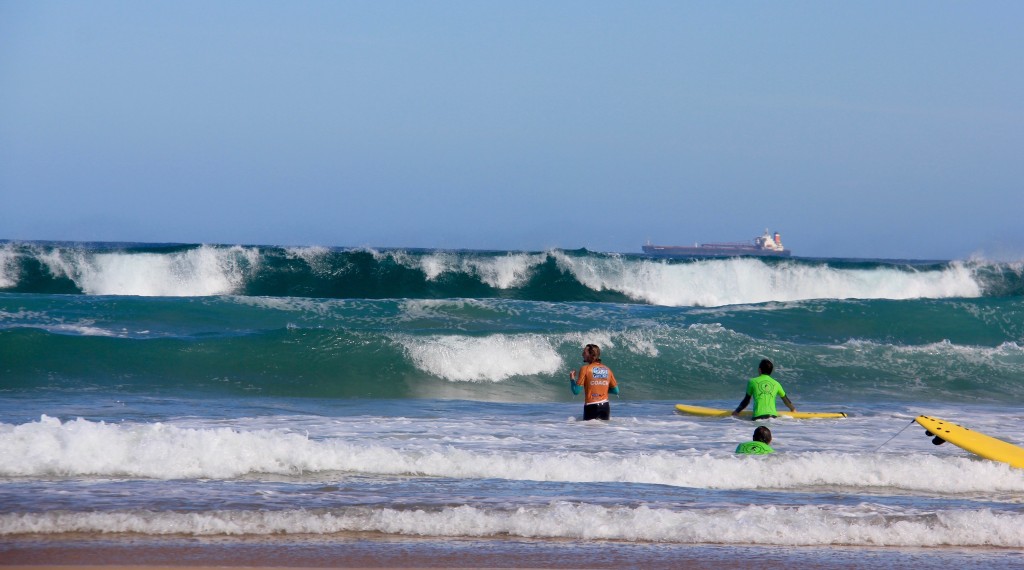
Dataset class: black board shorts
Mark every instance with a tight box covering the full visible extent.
[583,402,610,421]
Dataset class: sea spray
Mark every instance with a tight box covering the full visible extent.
[1,241,1014,304]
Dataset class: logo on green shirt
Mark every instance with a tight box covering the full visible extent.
[735,441,775,454]
[747,374,785,417]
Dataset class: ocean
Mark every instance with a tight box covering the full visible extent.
[1,241,1023,567]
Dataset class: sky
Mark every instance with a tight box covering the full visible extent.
[1,1,1022,260]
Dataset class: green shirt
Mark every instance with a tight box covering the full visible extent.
[735,441,775,454]
[746,374,786,418]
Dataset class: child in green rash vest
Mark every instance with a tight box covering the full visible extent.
[731,359,796,420]
[736,426,775,454]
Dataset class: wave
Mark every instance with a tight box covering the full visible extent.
[5,416,1023,495]
[394,333,564,382]
[2,296,1023,401]
[2,241,1020,306]
[3,504,1023,547]
[3,415,1024,549]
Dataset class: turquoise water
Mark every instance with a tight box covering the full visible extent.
[1,241,1023,564]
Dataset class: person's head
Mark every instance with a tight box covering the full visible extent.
[583,344,601,363]
[758,359,774,376]
[753,426,772,444]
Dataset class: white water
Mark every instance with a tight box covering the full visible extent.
[379,249,547,289]
[34,244,260,296]
[390,328,665,383]
[552,252,984,306]
[4,504,1023,547]
[394,333,564,382]
[0,243,18,288]
[1,244,992,304]
[4,414,1023,493]
[2,407,1023,548]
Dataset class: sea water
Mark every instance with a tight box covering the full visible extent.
[1,241,1023,566]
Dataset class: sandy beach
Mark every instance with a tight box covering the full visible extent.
[5,534,1024,569]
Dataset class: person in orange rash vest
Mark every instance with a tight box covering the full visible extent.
[568,343,620,420]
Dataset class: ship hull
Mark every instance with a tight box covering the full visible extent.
[642,244,792,258]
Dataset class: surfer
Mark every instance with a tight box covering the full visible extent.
[569,344,619,420]
[731,359,796,420]
[736,426,775,454]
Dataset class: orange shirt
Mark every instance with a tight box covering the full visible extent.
[575,362,617,405]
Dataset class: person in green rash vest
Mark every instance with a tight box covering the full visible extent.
[736,426,775,454]
[731,359,796,420]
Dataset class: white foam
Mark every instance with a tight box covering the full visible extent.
[552,253,984,307]
[285,245,333,275]
[461,253,546,289]
[0,243,19,288]
[831,339,1024,380]
[0,309,43,330]
[559,329,662,358]
[394,333,562,382]
[2,503,1022,547]
[398,298,507,322]
[378,250,546,288]
[39,245,260,296]
[0,308,121,337]
[40,323,121,337]
[4,416,1023,495]
[230,294,354,317]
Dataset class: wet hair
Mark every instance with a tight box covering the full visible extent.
[753,426,772,444]
[584,344,601,362]
[759,359,774,375]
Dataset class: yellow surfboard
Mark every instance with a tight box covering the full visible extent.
[675,403,847,419]
[915,415,1024,469]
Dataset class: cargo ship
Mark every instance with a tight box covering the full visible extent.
[642,229,791,258]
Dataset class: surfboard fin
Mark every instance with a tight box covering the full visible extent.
[932,436,946,445]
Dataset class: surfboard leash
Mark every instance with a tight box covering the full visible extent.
[872,418,917,453]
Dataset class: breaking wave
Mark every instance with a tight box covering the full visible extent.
[1,241,1018,306]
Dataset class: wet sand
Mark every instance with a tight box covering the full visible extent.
[3,534,1023,569]
[1,534,715,569]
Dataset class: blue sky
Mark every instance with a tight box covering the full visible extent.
[2,1,1022,260]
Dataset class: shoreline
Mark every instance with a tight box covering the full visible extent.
[4,535,1024,569]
